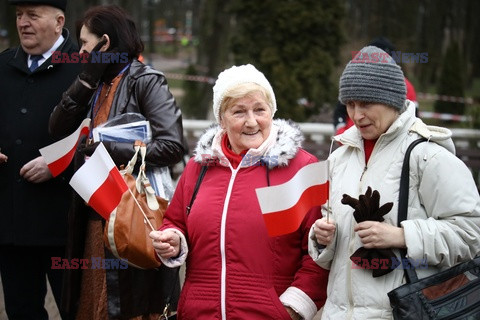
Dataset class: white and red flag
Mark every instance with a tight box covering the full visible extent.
[69,143,128,220]
[39,118,91,177]
[256,161,329,237]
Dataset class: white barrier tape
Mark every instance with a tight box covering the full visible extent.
[165,73,216,84]
[163,75,475,123]
[162,74,476,106]
[417,93,474,104]
[419,111,470,122]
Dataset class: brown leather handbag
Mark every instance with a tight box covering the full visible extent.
[104,141,168,269]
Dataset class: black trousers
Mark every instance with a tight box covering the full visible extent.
[0,245,66,320]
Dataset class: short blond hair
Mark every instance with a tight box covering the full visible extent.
[219,83,274,120]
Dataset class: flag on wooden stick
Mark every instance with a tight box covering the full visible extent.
[39,118,90,177]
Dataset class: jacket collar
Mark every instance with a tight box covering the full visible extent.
[193,119,304,169]
[8,28,75,74]
[334,101,417,148]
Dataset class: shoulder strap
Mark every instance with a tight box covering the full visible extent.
[164,164,208,317]
[186,165,208,215]
[398,137,427,283]
[397,138,428,225]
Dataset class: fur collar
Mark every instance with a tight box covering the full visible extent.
[193,119,304,168]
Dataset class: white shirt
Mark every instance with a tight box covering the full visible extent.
[28,34,65,69]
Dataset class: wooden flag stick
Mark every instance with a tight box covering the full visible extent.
[129,188,155,232]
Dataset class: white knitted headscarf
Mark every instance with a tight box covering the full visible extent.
[212,64,277,123]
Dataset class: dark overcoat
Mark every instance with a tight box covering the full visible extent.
[0,29,80,246]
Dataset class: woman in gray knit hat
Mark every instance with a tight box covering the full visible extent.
[308,46,480,319]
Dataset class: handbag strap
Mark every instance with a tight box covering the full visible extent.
[137,143,160,210]
[398,137,428,283]
[186,165,208,215]
[163,165,208,319]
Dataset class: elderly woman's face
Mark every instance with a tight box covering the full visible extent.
[346,101,399,140]
[220,91,272,154]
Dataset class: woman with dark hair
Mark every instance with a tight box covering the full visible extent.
[49,5,184,319]
[74,5,144,61]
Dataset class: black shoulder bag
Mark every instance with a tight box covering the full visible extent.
[388,138,480,320]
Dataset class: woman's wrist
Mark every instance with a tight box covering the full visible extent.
[285,306,302,320]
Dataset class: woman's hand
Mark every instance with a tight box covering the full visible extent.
[313,217,336,246]
[354,221,406,249]
[78,37,111,88]
[285,306,302,320]
[149,230,181,259]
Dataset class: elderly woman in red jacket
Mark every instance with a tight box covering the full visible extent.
[150,64,328,320]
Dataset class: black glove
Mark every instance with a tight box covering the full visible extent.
[342,186,396,277]
[78,141,102,157]
[78,141,135,167]
[342,187,393,223]
[78,37,115,88]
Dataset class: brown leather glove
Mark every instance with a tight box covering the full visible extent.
[342,186,396,277]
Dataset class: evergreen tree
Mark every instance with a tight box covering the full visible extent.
[434,42,465,115]
[229,0,345,121]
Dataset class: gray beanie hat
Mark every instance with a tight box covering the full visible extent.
[339,46,406,110]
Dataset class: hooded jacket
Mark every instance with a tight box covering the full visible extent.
[160,119,328,320]
[308,102,480,319]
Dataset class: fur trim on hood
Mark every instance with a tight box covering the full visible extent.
[193,119,304,168]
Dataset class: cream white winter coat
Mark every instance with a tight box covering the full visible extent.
[308,101,480,319]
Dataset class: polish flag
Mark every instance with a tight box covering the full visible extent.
[256,161,329,237]
[69,143,128,220]
[39,118,91,177]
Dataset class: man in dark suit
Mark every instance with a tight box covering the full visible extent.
[0,0,80,318]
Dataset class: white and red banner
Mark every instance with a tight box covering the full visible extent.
[256,161,329,237]
[39,118,91,177]
[69,143,128,220]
